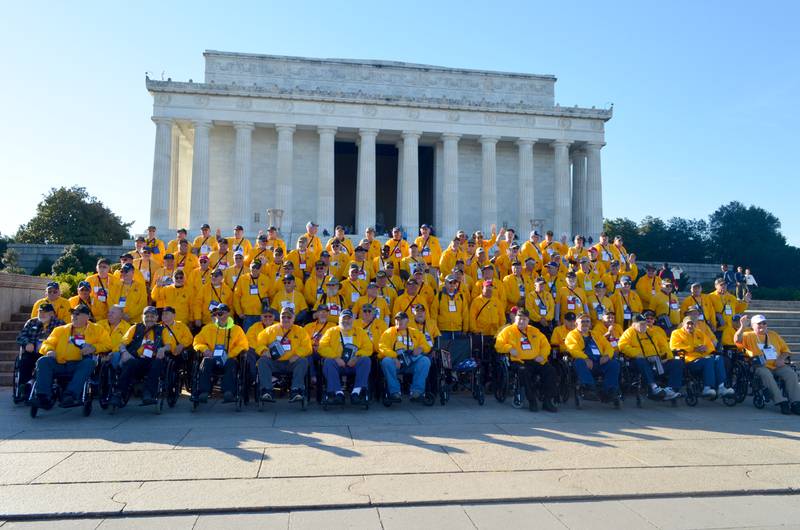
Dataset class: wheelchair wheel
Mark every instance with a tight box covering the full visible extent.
[684,391,698,407]
[511,374,524,409]
[82,398,93,417]
[423,392,435,406]
[554,359,572,404]
[30,403,39,418]
[494,360,509,403]
[753,392,765,409]
[732,363,749,403]
[439,374,449,405]
[722,394,737,407]
[12,353,25,404]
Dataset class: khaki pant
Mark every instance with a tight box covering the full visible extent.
[755,365,800,403]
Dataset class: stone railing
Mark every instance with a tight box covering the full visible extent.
[0,273,50,323]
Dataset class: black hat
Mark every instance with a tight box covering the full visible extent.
[201,223,211,230]
[121,263,134,273]
[394,311,409,320]
[120,253,133,259]
[72,304,92,316]
[234,225,244,231]
[177,228,187,234]
[38,303,55,313]
[214,303,230,313]
[631,314,647,323]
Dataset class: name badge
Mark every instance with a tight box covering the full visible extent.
[670,302,679,311]
[200,245,210,255]
[584,281,593,291]
[329,305,340,316]
[448,300,457,312]
[118,297,127,308]
[218,262,228,270]
[724,306,733,315]
[249,285,259,295]
[142,341,155,358]
[651,289,656,295]
[609,339,618,348]
[95,287,107,302]
[299,263,306,270]
[72,335,86,347]
[142,270,150,281]
[422,248,430,257]
[567,303,575,310]
[394,249,402,258]
[280,337,292,352]
[763,345,777,360]
[357,271,366,280]
[351,292,360,303]
[590,346,601,358]
[540,307,547,316]
[602,251,611,261]
[477,270,483,279]
[698,314,705,321]
[624,311,632,320]
[521,337,532,350]
[213,344,226,357]
[342,335,354,345]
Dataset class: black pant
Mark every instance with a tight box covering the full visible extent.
[198,356,239,395]
[521,361,557,402]
[18,350,39,389]
[119,356,162,397]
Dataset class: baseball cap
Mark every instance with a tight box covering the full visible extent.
[143,306,159,316]
[72,304,92,316]
[38,303,55,312]
[234,225,244,231]
[751,314,767,325]
[46,281,59,290]
[121,263,134,273]
[77,281,91,290]
[340,309,354,318]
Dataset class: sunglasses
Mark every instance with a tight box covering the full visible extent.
[283,280,293,284]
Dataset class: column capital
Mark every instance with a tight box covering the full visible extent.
[441,133,461,142]
[479,135,500,145]
[401,130,422,140]
[317,126,338,135]
[358,128,379,137]
[552,139,572,149]
[152,116,173,127]
[275,123,296,134]
[585,142,606,151]
[192,119,212,130]
[516,137,537,147]
[233,121,255,131]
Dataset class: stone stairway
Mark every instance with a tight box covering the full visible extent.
[0,304,29,387]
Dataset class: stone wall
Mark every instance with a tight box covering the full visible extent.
[648,261,722,285]
[8,244,132,274]
[0,273,50,323]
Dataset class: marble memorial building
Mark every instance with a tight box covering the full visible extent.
[147,50,611,240]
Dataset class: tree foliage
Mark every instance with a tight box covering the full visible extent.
[51,244,99,275]
[15,186,132,245]
[604,201,799,288]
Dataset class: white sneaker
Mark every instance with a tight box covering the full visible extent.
[663,387,681,400]
[702,386,717,399]
[718,385,735,397]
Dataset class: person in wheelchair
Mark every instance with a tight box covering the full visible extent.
[550,311,577,353]
[437,274,470,340]
[409,303,439,349]
[255,306,311,403]
[495,308,558,412]
[160,305,194,381]
[193,304,249,403]
[565,312,621,404]
[15,303,64,403]
[735,314,800,415]
[112,306,169,407]
[670,316,734,399]
[318,309,372,405]
[33,304,111,408]
[618,314,682,400]
[378,311,433,403]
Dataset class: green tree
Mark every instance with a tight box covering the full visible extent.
[15,186,132,245]
[0,233,11,270]
[0,248,26,274]
[51,244,99,275]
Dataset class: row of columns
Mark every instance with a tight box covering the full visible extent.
[150,118,604,239]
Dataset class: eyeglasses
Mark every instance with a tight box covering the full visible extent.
[362,309,373,313]
[283,280,293,284]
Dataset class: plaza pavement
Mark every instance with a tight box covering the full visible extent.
[1,388,799,524]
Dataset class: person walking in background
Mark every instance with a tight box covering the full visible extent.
[735,266,747,300]
[745,268,758,297]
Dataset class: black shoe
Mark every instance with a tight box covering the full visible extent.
[31,393,51,409]
[59,393,77,408]
[223,391,235,403]
[390,392,402,404]
[542,398,558,413]
[579,385,598,401]
[528,398,539,412]
[334,392,345,405]
[792,402,800,415]
[197,392,209,403]
[260,390,275,403]
[141,395,158,406]
[288,389,304,403]
[350,392,362,406]
[779,401,792,415]
[109,393,123,408]
[409,393,424,404]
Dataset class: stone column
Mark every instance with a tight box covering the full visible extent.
[275,124,296,235]
[552,140,573,239]
[356,128,378,233]
[399,131,421,232]
[395,140,404,228]
[233,122,255,232]
[149,117,173,233]
[517,138,535,234]
[169,125,181,230]
[317,126,337,234]
[585,142,605,240]
[188,120,211,231]
[479,136,498,232]
[441,133,461,240]
[571,149,587,236]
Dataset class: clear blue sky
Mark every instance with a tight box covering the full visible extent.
[2,1,798,243]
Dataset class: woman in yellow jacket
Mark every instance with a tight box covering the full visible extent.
[564,313,621,402]
[254,306,311,403]
[318,309,372,404]
[192,304,248,403]
[494,308,557,412]
[669,316,734,399]
[378,311,432,402]
[618,314,682,400]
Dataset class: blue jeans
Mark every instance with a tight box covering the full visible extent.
[381,355,431,395]
[439,331,464,343]
[35,356,96,399]
[633,357,684,390]
[241,315,260,333]
[689,356,726,388]
[574,357,620,392]
[323,357,370,393]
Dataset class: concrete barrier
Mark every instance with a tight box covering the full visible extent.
[0,273,50,322]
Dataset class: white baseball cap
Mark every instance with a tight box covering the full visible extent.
[750,314,767,325]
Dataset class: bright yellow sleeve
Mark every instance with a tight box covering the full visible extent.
[292,326,313,358]
[564,330,588,360]
[378,327,397,359]
[617,328,643,358]
[355,328,373,357]
[318,327,341,359]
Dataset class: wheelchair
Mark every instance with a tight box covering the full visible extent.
[435,335,484,406]
[320,370,370,411]
[12,347,32,405]
[749,359,796,410]
[619,356,678,408]
[376,353,437,408]
[549,349,574,405]
[28,359,99,418]
[568,356,623,409]
[189,352,247,412]
[493,355,526,409]
[251,354,311,412]
[102,353,182,415]
[723,348,751,404]
[679,352,737,407]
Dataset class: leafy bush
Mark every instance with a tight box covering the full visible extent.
[42,272,89,297]
[51,244,98,275]
[31,256,54,276]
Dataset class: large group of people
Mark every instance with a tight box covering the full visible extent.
[14,220,800,416]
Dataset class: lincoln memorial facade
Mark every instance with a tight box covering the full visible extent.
[146,50,611,240]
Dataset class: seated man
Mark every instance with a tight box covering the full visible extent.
[670,316,734,399]
[564,312,621,404]
[255,306,311,403]
[114,306,168,407]
[618,314,682,400]
[34,304,111,408]
[318,309,372,405]
[495,308,558,412]
[550,311,577,354]
[378,311,433,403]
[192,304,249,403]
[16,303,64,402]
[735,314,800,415]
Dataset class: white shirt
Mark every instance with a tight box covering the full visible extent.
[745,274,758,286]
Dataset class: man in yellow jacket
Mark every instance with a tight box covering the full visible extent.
[565,313,621,404]
[681,282,715,325]
[144,225,167,266]
[192,304,249,403]
[436,274,469,339]
[199,269,234,325]
[174,238,200,272]
[233,260,273,331]
[414,224,443,275]
[495,308,558,412]
[192,223,219,256]
[227,224,252,257]
[635,264,660,307]
[378,311,432,403]
[469,281,505,337]
[255,306,312,403]
[86,258,119,322]
[108,263,147,324]
[618,314,681,400]
[326,225,354,256]
[34,304,111,408]
[524,277,555,333]
[670,316,733,399]
[31,281,73,323]
[611,276,643,329]
[318,309,372,405]
[166,228,192,255]
[649,279,681,331]
[735,314,800,415]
